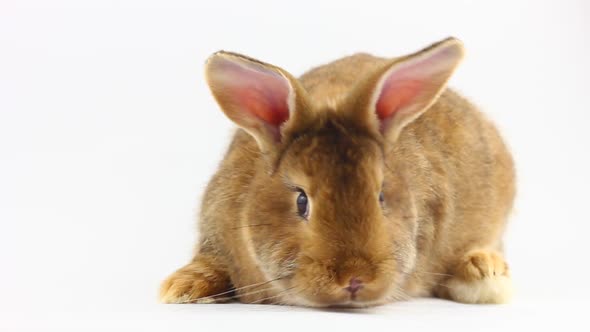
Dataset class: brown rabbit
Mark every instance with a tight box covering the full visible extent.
[159,37,515,307]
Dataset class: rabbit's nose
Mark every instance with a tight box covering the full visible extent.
[344,278,364,298]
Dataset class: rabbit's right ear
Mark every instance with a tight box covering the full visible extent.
[205,52,309,155]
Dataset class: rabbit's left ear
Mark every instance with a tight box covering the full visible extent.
[351,37,464,141]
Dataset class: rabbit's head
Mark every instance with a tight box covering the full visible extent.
[205,38,464,307]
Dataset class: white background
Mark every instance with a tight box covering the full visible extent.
[1,0,589,331]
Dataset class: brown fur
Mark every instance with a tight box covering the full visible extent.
[159,38,515,307]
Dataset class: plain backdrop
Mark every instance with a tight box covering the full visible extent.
[1,0,589,331]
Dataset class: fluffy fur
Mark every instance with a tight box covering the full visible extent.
[159,37,516,307]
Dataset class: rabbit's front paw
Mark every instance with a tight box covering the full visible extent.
[443,250,512,304]
[159,256,231,304]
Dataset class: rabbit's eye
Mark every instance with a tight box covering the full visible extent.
[379,191,385,203]
[296,190,309,219]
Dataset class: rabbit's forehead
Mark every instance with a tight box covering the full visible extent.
[283,128,384,195]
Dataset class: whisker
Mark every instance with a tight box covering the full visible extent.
[417,271,453,277]
[231,223,273,230]
[269,286,307,305]
[249,286,298,304]
[400,270,454,278]
[420,279,451,289]
[389,287,411,301]
[229,286,279,301]
[179,286,277,304]
[178,277,284,303]
[231,223,298,230]
[398,270,454,290]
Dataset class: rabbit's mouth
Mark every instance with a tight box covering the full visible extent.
[282,260,400,308]
[286,283,394,308]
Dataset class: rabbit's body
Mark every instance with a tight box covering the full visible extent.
[161,39,515,306]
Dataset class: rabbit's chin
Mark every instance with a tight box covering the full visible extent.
[277,280,400,308]
[284,294,393,308]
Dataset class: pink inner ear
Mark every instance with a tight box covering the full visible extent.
[375,75,424,121]
[374,43,460,123]
[237,78,289,127]
[219,59,290,127]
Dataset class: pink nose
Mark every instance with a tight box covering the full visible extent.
[344,278,363,297]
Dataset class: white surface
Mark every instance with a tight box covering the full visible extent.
[1,0,589,331]
[2,299,587,331]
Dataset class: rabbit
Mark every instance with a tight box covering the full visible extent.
[159,37,516,307]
